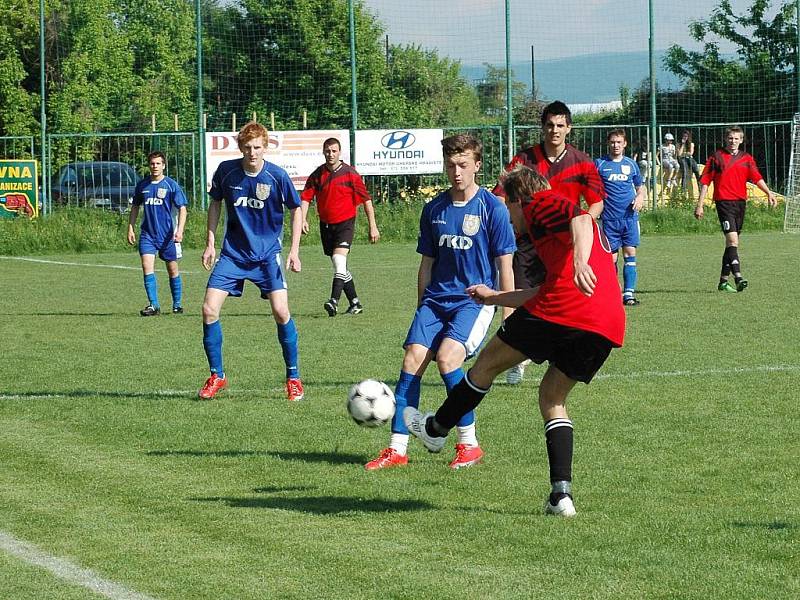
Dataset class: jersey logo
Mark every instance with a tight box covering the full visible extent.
[607,173,629,182]
[144,197,164,206]
[439,234,473,250]
[156,187,167,199]
[256,183,271,200]
[462,214,480,236]
[621,164,631,175]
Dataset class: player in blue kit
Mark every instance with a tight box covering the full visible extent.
[365,134,515,470]
[127,151,188,316]
[198,121,305,402]
[594,129,646,305]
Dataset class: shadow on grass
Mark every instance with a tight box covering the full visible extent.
[731,520,795,531]
[189,494,434,514]
[145,449,365,465]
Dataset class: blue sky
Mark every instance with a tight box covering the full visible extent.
[362,0,770,63]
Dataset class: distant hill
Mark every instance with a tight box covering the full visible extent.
[461,50,683,104]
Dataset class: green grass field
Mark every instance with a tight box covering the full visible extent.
[1,233,798,599]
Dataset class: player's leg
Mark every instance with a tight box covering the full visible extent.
[139,250,160,316]
[267,289,303,401]
[366,303,440,469]
[715,202,742,292]
[335,218,362,314]
[199,286,229,399]
[165,260,183,313]
[621,219,641,305]
[321,223,344,316]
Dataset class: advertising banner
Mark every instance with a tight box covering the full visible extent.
[205,130,350,191]
[354,129,444,175]
[0,160,38,219]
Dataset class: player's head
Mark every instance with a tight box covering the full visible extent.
[147,151,166,178]
[724,126,744,152]
[500,164,551,234]
[607,129,627,158]
[441,134,482,193]
[322,138,342,168]
[540,101,572,149]
[237,121,268,170]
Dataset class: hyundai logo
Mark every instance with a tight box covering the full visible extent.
[381,131,416,149]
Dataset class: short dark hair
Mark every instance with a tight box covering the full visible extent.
[500,164,550,206]
[725,126,744,139]
[607,128,626,141]
[147,150,166,163]
[323,137,341,150]
[441,134,482,163]
[541,100,572,126]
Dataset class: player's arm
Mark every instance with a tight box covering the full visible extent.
[300,199,311,235]
[202,199,222,270]
[571,213,596,297]
[127,204,139,245]
[417,255,434,305]
[362,199,380,243]
[286,205,303,273]
[632,184,646,213]
[174,205,187,242]
[587,199,603,220]
[467,284,537,308]
[494,253,516,318]
[754,179,777,208]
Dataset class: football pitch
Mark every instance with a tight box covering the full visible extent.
[1,232,798,599]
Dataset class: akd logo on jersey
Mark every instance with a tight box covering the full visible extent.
[381,131,416,150]
[156,187,167,199]
[462,214,480,236]
[256,183,270,201]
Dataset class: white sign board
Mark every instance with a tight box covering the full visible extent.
[354,129,444,175]
[205,130,350,191]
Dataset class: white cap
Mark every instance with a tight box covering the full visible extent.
[664,133,674,140]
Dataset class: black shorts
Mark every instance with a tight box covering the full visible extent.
[497,309,613,384]
[512,233,546,288]
[320,217,356,256]
[715,200,746,234]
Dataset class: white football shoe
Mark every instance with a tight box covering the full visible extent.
[506,363,525,385]
[544,495,577,517]
[403,408,446,453]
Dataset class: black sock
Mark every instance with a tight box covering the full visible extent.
[545,418,574,485]
[728,247,742,281]
[343,277,358,304]
[330,276,345,303]
[434,370,490,431]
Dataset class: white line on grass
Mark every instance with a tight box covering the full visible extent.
[0,531,157,600]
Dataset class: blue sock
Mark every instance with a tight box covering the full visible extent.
[143,273,159,308]
[441,368,474,427]
[390,371,421,434]
[277,318,299,379]
[623,255,638,297]
[169,275,182,308]
[203,320,224,378]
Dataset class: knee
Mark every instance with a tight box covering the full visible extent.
[202,302,219,323]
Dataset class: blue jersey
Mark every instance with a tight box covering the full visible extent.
[417,187,516,304]
[594,155,643,220]
[210,159,301,263]
[133,176,187,242]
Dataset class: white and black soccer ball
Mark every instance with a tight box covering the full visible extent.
[347,379,395,427]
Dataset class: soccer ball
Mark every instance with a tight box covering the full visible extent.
[347,379,395,427]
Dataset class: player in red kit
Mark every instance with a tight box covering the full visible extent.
[694,126,777,292]
[404,164,625,517]
[301,138,380,316]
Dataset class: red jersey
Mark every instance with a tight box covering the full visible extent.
[699,149,763,202]
[301,162,370,224]
[493,143,606,207]
[521,190,625,347]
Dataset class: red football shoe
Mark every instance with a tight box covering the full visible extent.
[364,447,408,471]
[286,378,304,402]
[198,373,227,399]
[449,444,484,470]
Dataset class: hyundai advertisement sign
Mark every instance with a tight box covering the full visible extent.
[354,129,444,175]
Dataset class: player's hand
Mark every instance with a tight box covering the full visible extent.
[127,230,136,245]
[174,231,184,243]
[573,263,596,297]
[301,220,310,235]
[632,197,644,213]
[202,245,216,271]
[767,192,777,208]
[286,252,301,273]
[694,205,704,220]
[466,284,495,304]
[369,227,381,244]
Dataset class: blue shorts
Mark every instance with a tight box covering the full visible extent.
[207,253,287,298]
[139,234,181,262]
[404,298,496,359]
[602,218,640,252]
